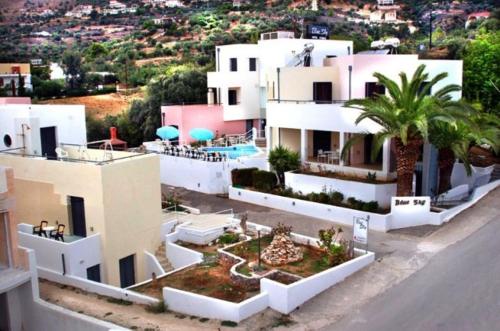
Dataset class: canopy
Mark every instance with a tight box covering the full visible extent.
[189,128,215,141]
[156,126,179,140]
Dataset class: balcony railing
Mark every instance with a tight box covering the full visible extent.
[267,99,347,104]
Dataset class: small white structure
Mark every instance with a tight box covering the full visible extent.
[0,103,87,155]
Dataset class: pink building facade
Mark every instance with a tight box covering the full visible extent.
[161,104,259,143]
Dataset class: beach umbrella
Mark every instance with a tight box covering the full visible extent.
[189,128,215,141]
[156,126,179,140]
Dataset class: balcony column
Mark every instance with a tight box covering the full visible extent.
[339,131,345,166]
[300,129,308,163]
[382,138,391,175]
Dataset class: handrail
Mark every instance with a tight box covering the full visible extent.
[268,99,347,104]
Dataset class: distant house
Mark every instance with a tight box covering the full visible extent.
[0,63,32,96]
[466,11,490,28]
[144,0,184,7]
[30,59,43,66]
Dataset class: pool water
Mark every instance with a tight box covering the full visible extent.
[203,144,259,159]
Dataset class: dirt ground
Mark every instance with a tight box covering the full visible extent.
[38,92,143,119]
[39,280,286,331]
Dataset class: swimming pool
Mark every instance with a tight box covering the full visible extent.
[203,144,259,159]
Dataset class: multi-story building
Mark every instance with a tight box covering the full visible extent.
[265,53,462,194]
[0,102,164,288]
[162,32,353,143]
[0,64,32,96]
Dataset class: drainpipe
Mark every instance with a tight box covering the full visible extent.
[217,48,220,72]
[277,68,281,103]
[348,65,352,100]
[348,46,351,55]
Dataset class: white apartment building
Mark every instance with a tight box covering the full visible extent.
[205,32,353,132]
[265,52,462,194]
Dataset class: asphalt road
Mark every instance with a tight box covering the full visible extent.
[323,214,500,331]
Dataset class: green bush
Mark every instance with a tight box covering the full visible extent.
[329,191,344,204]
[252,170,278,192]
[145,300,167,314]
[218,233,240,245]
[231,167,258,187]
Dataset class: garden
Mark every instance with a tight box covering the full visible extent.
[132,222,357,303]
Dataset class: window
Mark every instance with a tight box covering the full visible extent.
[313,82,333,104]
[365,82,386,98]
[249,58,257,71]
[230,58,237,72]
[3,134,12,147]
[228,89,239,105]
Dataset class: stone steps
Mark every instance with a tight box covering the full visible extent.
[154,242,173,273]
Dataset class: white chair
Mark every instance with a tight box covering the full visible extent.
[55,147,69,160]
[328,151,340,164]
[317,149,327,163]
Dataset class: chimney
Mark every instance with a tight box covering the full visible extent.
[110,127,117,140]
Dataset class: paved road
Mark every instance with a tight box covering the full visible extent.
[323,214,500,331]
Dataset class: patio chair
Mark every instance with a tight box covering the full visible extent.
[55,147,69,160]
[328,151,340,164]
[50,224,65,242]
[317,149,327,163]
[33,220,49,237]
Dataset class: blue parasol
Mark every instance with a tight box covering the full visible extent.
[189,128,215,141]
[156,126,179,140]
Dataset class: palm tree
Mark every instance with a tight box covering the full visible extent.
[430,112,500,194]
[342,64,462,196]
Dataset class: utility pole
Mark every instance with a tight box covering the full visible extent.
[429,2,433,50]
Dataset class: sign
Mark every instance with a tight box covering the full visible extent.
[353,216,369,245]
[391,197,431,228]
[306,24,330,40]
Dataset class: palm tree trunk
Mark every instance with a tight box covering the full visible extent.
[395,137,423,196]
[438,147,455,194]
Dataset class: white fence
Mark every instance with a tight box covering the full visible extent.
[229,180,500,232]
[163,288,269,323]
[144,251,166,278]
[165,231,203,269]
[38,267,159,305]
[451,163,495,190]
[285,171,396,208]
[156,153,267,194]
[18,224,102,278]
[261,249,375,314]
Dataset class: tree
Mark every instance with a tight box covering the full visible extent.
[62,50,86,90]
[342,64,462,196]
[462,31,500,115]
[268,146,300,185]
[430,112,499,194]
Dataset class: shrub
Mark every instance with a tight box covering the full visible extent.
[329,191,344,204]
[252,170,277,192]
[231,167,257,187]
[363,201,379,212]
[268,146,300,185]
[145,300,167,314]
[218,233,239,245]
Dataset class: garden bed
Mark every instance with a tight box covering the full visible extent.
[133,262,260,303]
[227,236,332,278]
[295,169,396,184]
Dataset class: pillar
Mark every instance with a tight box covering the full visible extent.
[300,129,308,163]
[382,138,391,175]
[339,131,345,166]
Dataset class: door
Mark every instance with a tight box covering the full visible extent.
[313,130,331,157]
[119,255,135,288]
[365,82,386,98]
[40,126,57,159]
[0,293,10,331]
[313,82,332,104]
[70,197,87,237]
[87,264,101,283]
[246,120,253,133]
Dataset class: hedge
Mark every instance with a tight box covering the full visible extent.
[231,167,258,187]
[252,170,278,192]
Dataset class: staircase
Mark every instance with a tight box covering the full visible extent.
[254,137,267,148]
[490,164,500,182]
[155,242,173,273]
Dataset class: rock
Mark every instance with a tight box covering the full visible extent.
[261,234,303,266]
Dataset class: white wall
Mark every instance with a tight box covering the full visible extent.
[0,104,87,154]
[18,227,102,278]
[165,232,203,269]
[285,171,396,208]
[157,153,267,194]
[163,287,269,323]
[144,250,166,278]
[261,249,375,314]
[450,163,495,190]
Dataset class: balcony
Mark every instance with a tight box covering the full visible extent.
[17,224,102,278]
